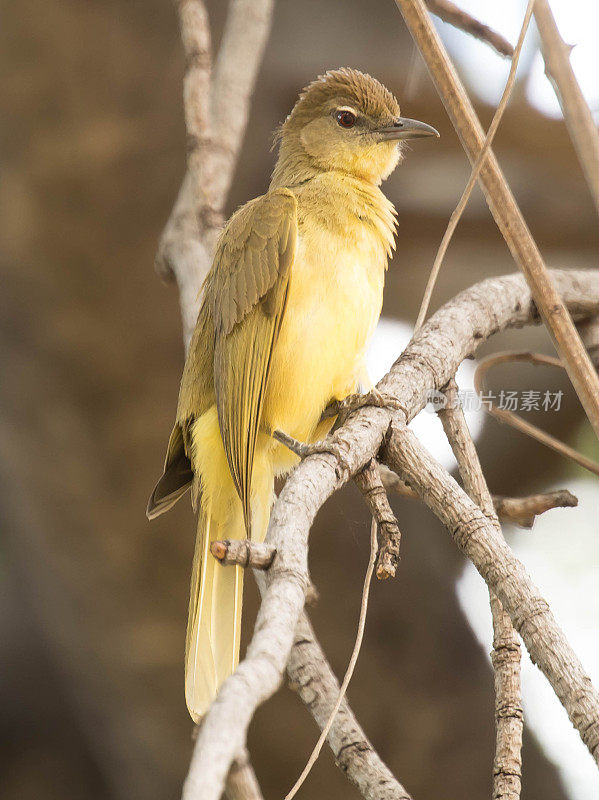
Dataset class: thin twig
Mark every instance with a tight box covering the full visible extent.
[492,490,578,529]
[210,539,276,570]
[355,460,402,579]
[425,0,513,57]
[534,0,599,215]
[283,519,379,800]
[473,351,599,477]
[394,0,599,441]
[285,611,413,800]
[415,0,535,330]
[438,380,523,800]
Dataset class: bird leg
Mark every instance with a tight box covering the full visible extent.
[272,429,352,476]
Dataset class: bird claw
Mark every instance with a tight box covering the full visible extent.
[335,388,404,427]
[273,429,351,475]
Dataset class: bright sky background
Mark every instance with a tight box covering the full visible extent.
[437,0,599,120]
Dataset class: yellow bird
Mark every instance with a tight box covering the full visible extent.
[148,68,438,722]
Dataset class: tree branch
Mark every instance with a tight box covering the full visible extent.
[287,612,413,800]
[225,750,264,800]
[183,269,599,798]
[425,0,514,57]
[394,0,599,442]
[438,380,523,800]
[210,539,276,570]
[355,460,402,579]
[492,490,578,529]
[156,0,274,347]
[383,424,599,765]
[533,0,599,215]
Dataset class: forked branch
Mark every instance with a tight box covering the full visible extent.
[184,270,599,799]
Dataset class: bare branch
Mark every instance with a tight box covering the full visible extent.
[381,455,579,527]
[284,520,378,799]
[438,380,523,800]
[225,750,264,800]
[355,460,402,579]
[383,424,599,766]
[493,490,578,529]
[184,270,599,798]
[156,0,275,347]
[394,0,599,441]
[534,0,599,215]
[210,539,276,570]
[489,594,524,800]
[287,612,413,800]
[425,0,514,57]
[415,0,534,329]
[210,0,275,203]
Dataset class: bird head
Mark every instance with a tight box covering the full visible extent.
[273,68,439,186]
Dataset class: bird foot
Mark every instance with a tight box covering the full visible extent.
[273,429,351,475]
[333,388,405,427]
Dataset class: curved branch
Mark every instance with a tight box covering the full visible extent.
[383,424,599,765]
[287,612,412,800]
[184,269,599,798]
[425,0,514,57]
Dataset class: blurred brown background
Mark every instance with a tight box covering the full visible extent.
[1,1,598,798]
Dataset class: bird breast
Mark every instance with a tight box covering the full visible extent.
[263,215,389,448]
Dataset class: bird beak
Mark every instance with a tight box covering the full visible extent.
[375,117,440,141]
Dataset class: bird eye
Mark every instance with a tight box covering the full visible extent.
[336,110,356,129]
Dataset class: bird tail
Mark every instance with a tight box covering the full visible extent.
[184,497,243,722]
[184,474,272,722]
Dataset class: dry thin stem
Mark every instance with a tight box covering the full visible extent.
[383,424,599,765]
[474,351,599,477]
[394,0,599,441]
[355,460,402,579]
[210,539,276,570]
[438,380,523,800]
[283,519,379,800]
[285,610,413,799]
[534,0,599,215]
[415,0,535,330]
[425,0,514,57]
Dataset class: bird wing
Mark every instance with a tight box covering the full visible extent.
[209,188,297,533]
